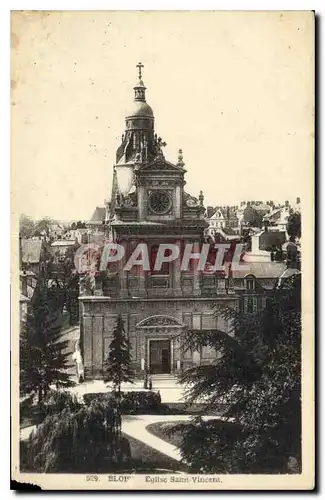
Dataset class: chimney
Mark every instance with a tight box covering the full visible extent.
[21,271,27,297]
[206,206,215,218]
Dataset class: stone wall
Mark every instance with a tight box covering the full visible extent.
[79,296,238,379]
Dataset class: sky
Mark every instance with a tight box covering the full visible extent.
[11,11,314,221]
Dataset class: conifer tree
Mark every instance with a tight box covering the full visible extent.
[20,285,75,405]
[103,315,134,395]
[178,274,301,473]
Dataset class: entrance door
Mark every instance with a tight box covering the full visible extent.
[149,340,171,374]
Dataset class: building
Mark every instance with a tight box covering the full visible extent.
[50,239,79,264]
[20,238,47,278]
[78,65,287,380]
[207,207,238,230]
[87,206,107,229]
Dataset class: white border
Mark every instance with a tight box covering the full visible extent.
[4,2,321,498]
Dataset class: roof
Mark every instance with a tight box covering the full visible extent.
[263,208,282,220]
[89,206,106,224]
[125,100,154,119]
[222,227,238,236]
[232,261,286,279]
[51,240,77,247]
[21,239,43,264]
[278,268,301,281]
[251,203,270,212]
[210,208,238,220]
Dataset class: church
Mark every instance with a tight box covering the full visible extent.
[79,64,241,379]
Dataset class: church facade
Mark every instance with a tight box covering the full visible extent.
[79,64,241,379]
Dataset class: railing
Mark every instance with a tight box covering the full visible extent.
[94,273,243,298]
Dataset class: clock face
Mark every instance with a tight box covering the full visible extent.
[148,190,172,215]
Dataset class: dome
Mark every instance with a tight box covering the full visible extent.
[126,100,154,119]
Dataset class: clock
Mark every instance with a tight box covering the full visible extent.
[148,190,172,215]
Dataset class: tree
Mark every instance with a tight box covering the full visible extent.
[19,214,36,238]
[35,217,54,236]
[20,286,75,404]
[25,398,126,472]
[178,274,301,473]
[103,315,134,395]
[287,211,301,239]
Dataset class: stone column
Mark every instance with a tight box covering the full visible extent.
[172,336,182,373]
[170,338,174,372]
[83,315,93,379]
[193,240,201,296]
[175,185,181,219]
[138,239,147,297]
[173,239,182,296]
[192,312,202,365]
[138,185,145,219]
[119,241,128,298]
[92,315,103,378]
[140,334,146,373]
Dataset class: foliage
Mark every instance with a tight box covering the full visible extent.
[47,243,80,324]
[287,211,301,239]
[178,275,301,473]
[103,315,134,394]
[243,205,263,228]
[170,419,241,472]
[41,389,81,417]
[76,220,86,228]
[19,214,55,238]
[35,216,53,236]
[26,399,125,472]
[19,214,36,238]
[83,391,163,414]
[20,286,75,403]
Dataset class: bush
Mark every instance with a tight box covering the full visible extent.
[175,418,242,473]
[26,399,126,472]
[42,389,81,417]
[83,391,162,414]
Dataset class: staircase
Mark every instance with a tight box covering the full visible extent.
[150,373,180,388]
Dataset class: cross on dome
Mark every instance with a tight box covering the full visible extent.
[136,62,144,80]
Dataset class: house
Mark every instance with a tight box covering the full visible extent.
[50,239,79,264]
[207,207,239,239]
[62,228,88,244]
[263,205,291,234]
[20,238,47,278]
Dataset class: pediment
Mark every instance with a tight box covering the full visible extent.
[136,158,185,173]
[136,315,184,328]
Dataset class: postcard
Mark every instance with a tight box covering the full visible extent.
[11,10,314,490]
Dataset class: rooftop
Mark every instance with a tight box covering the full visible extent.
[232,261,287,279]
[89,206,106,224]
[51,240,77,247]
[21,239,43,264]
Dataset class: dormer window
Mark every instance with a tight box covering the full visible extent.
[245,275,256,291]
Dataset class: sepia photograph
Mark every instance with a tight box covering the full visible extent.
[11,10,314,490]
